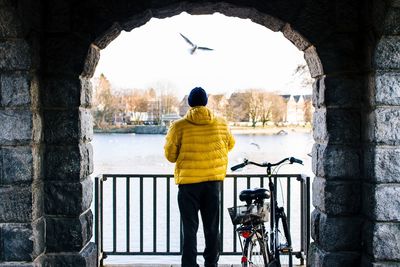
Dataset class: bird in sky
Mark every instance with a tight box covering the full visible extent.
[179,33,214,55]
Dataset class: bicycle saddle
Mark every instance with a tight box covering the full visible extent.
[239,188,270,203]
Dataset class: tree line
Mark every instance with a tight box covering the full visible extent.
[92,73,312,129]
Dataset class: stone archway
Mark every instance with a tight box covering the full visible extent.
[0,1,399,266]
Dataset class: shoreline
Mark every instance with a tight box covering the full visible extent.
[94,125,312,135]
[231,126,312,135]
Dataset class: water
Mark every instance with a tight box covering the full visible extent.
[92,131,313,176]
[92,131,314,265]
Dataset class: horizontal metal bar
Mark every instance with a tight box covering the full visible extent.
[102,250,304,256]
[101,174,302,179]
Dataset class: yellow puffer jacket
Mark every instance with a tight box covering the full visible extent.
[164,106,235,184]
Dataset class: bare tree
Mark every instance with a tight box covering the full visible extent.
[92,73,116,128]
[247,89,263,128]
[228,91,250,122]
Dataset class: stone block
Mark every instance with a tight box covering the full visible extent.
[282,23,311,51]
[0,6,22,38]
[313,108,360,144]
[313,75,362,108]
[0,110,41,145]
[80,108,93,142]
[44,0,71,33]
[80,78,92,108]
[311,209,362,251]
[334,0,360,33]
[42,76,92,109]
[44,35,92,75]
[44,108,92,144]
[1,145,41,184]
[291,0,335,45]
[81,44,100,78]
[44,176,93,216]
[1,219,44,261]
[363,183,400,222]
[46,209,93,252]
[312,143,360,180]
[37,242,97,267]
[93,22,122,50]
[0,185,33,222]
[121,9,153,31]
[0,39,31,71]
[383,8,400,35]
[373,71,400,106]
[317,34,360,75]
[304,46,324,78]
[45,143,93,181]
[364,145,400,183]
[374,36,400,70]
[361,254,400,267]
[42,76,80,108]
[313,108,328,142]
[0,183,43,222]
[250,12,285,32]
[0,263,38,267]
[363,221,400,261]
[0,0,12,7]
[0,72,31,107]
[307,242,360,267]
[312,177,361,215]
[367,107,400,145]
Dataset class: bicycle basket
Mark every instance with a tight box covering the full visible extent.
[228,202,269,225]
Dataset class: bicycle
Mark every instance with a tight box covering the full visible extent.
[228,157,303,267]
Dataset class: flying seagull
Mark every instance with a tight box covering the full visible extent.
[179,33,214,55]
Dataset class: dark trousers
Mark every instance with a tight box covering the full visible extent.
[178,181,221,267]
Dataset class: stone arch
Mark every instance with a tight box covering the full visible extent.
[1,1,399,266]
[80,2,362,267]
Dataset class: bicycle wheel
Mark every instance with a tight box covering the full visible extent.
[242,234,268,267]
[276,209,293,267]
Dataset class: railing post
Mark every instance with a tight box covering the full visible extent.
[219,181,224,253]
[94,176,99,266]
[95,175,106,266]
[306,176,311,258]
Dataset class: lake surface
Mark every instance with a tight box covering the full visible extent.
[93,131,314,176]
[92,131,314,265]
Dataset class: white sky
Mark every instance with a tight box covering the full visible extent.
[94,12,310,100]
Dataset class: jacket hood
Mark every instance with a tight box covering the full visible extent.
[184,106,215,125]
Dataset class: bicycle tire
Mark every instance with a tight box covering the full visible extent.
[276,209,293,267]
[242,233,268,267]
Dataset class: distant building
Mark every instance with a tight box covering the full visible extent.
[281,94,312,125]
[178,92,312,125]
[179,95,190,117]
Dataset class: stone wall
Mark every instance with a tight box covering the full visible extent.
[0,0,399,266]
[362,0,400,266]
[0,0,45,266]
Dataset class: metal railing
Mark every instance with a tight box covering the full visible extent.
[94,174,310,266]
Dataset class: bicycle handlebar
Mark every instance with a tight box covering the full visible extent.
[230,157,303,171]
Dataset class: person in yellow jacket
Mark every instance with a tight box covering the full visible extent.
[164,87,235,267]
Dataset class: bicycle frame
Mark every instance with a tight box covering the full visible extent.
[231,157,301,267]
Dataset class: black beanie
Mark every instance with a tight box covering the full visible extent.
[188,87,208,107]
